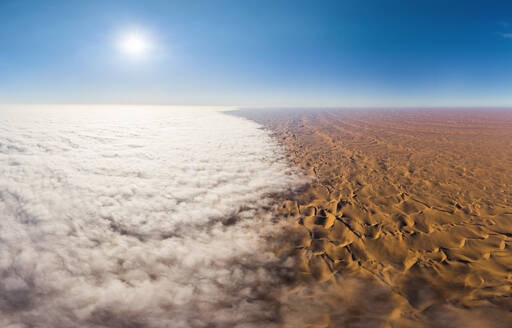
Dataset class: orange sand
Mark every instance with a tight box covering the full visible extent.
[235,109,512,327]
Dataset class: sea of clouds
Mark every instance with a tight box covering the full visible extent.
[0,105,304,328]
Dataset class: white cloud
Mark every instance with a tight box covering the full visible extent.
[0,105,304,328]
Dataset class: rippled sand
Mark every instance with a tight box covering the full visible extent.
[233,108,512,327]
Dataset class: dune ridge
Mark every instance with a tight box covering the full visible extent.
[232,108,512,327]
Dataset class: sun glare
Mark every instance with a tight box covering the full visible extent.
[118,31,150,57]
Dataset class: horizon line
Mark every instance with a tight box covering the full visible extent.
[2,103,512,110]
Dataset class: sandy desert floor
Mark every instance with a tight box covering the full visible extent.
[233,109,512,327]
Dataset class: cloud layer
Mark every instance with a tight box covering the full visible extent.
[0,105,303,328]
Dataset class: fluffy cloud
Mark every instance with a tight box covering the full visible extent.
[0,105,304,328]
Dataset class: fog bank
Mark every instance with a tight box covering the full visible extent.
[0,105,303,328]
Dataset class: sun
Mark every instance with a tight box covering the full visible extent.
[118,31,151,57]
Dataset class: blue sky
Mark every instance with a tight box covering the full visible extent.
[1,0,512,106]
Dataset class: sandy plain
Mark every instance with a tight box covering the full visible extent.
[233,108,512,327]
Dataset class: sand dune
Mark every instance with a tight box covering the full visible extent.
[233,108,512,327]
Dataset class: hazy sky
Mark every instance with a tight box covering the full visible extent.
[1,0,512,106]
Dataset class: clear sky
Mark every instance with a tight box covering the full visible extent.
[1,0,512,107]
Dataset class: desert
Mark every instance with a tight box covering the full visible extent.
[3,1,512,327]
[233,108,512,327]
